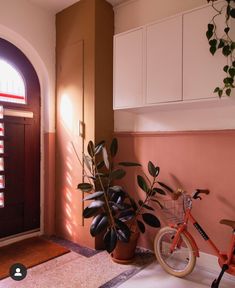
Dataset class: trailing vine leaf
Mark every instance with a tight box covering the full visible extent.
[207,0,235,96]
[226,88,232,96]
[230,8,235,18]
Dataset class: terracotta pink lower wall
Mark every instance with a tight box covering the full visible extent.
[44,132,56,235]
[115,130,235,255]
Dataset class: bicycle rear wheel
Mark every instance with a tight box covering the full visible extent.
[154,226,196,277]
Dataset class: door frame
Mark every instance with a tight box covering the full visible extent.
[0,28,53,246]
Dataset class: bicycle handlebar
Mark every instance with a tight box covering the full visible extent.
[170,188,209,200]
[192,189,210,200]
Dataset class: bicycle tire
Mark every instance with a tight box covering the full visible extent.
[154,226,196,277]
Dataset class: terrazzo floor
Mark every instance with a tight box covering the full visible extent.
[0,238,234,288]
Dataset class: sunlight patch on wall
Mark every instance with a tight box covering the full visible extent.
[60,93,73,131]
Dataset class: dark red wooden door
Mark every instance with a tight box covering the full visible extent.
[0,38,40,238]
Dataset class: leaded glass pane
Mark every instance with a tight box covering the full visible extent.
[0,59,26,104]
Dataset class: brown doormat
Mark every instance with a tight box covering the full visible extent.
[0,237,70,280]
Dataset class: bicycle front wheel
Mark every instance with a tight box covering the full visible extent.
[154,227,196,277]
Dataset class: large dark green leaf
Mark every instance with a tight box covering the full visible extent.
[109,186,126,203]
[111,169,126,180]
[83,206,100,218]
[102,147,109,169]
[157,182,173,193]
[97,161,105,170]
[83,191,104,201]
[110,138,118,157]
[103,228,118,253]
[77,183,93,192]
[142,213,161,228]
[129,197,138,212]
[83,200,105,218]
[116,229,129,242]
[87,141,95,157]
[109,185,125,194]
[137,220,145,233]
[95,140,105,155]
[88,200,105,209]
[152,187,166,195]
[119,162,141,167]
[148,161,157,177]
[137,175,148,193]
[119,209,135,221]
[90,214,108,236]
[83,155,92,172]
[115,218,131,241]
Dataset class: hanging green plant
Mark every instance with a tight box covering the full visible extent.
[206,0,235,97]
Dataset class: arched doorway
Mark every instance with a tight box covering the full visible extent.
[0,38,40,238]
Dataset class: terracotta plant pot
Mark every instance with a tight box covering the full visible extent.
[111,231,140,264]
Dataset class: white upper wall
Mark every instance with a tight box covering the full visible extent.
[0,0,55,132]
[114,0,235,132]
[114,0,205,34]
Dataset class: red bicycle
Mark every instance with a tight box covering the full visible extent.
[154,189,235,288]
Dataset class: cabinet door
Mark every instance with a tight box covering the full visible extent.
[114,28,143,109]
[146,16,182,104]
[183,5,226,100]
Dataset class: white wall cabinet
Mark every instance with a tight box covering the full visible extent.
[113,2,230,110]
[113,28,143,109]
[183,5,226,101]
[146,16,182,104]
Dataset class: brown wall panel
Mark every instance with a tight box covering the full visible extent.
[56,0,114,249]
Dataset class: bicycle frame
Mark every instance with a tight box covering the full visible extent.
[169,207,235,276]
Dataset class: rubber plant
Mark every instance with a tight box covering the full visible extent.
[206,0,235,97]
[76,139,171,253]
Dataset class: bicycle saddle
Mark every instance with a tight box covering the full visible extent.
[220,219,235,229]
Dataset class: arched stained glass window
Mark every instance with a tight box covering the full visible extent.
[0,59,26,104]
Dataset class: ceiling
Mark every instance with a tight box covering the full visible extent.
[30,0,128,13]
